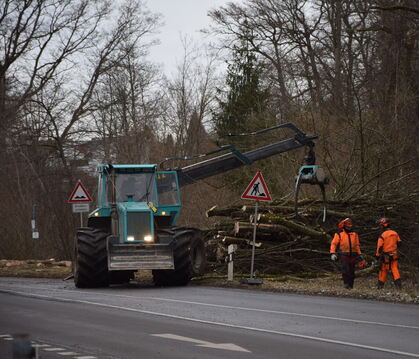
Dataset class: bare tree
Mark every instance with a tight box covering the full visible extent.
[208,0,418,200]
[162,36,218,158]
[0,0,163,259]
[0,0,112,138]
[91,46,165,163]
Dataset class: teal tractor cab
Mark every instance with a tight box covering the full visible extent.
[74,164,206,288]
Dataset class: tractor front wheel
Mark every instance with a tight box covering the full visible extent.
[74,227,109,288]
[152,230,206,286]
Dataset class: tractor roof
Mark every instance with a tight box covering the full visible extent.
[98,164,157,173]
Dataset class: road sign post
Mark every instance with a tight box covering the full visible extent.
[227,244,237,281]
[240,170,272,285]
[31,204,39,239]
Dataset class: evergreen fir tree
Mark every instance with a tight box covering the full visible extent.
[212,34,272,191]
[213,37,270,139]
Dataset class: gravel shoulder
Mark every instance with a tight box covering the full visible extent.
[192,274,419,304]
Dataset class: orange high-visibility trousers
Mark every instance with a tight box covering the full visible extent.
[378,256,400,282]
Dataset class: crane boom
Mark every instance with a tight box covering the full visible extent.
[175,123,318,187]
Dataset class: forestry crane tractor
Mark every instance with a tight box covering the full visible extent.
[73,123,328,288]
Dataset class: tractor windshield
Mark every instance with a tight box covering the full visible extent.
[112,173,157,203]
[156,172,180,205]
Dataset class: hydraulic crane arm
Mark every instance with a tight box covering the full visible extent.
[171,123,318,187]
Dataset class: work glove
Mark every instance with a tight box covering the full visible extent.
[355,255,364,262]
[331,254,338,261]
[357,259,367,269]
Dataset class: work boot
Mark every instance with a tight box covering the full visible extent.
[377,281,384,289]
[394,279,402,289]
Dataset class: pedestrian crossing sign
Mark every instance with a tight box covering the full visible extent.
[241,170,272,201]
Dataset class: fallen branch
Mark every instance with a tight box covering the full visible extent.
[218,235,262,247]
[253,214,332,240]
[206,205,244,218]
[234,221,292,238]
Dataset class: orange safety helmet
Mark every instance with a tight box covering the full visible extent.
[377,218,390,227]
[338,218,353,230]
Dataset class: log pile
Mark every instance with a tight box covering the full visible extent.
[0,259,72,268]
[204,194,419,278]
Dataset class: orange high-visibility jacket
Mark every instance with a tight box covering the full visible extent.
[330,230,362,255]
[376,229,401,256]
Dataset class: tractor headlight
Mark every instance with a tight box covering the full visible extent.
[127,236,135,242]
[144,235,153,242]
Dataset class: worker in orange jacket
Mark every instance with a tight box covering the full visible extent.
[376,218,402,289]
[330,218,365,289]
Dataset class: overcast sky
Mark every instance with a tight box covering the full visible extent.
[146,0,240,75]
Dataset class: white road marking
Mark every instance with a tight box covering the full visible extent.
[3,337,13,341]
[74,356,97,359]
[0,288,418,358]
[27,339,86,358]
[32,344,50,348]
[0,334,12,338]
[121,295,419,331]
[152,333,250,352]
[43,347,65,351]
[1,283,417,330]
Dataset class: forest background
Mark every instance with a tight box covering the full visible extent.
[0,0,417,271]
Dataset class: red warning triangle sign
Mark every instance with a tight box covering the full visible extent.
[68,181,92,203]
[241,170,272,201]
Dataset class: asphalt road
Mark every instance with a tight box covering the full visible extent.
[0,277,418,359]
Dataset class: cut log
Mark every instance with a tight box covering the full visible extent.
[307,208,354,218]
[234,221,292,238]
[206,205,243,217]
[249,214,261,223]
[217,231,229,236]
[242,205,294,214]
[251,214,332,240]
[217,235,262,247]
[243,204,353,219]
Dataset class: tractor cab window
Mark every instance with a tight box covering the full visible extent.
[110,173,156,203]
[156,173,179,205]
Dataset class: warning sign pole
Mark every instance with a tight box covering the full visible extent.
[250,200,259,279]
[241,198,262,285]
[240,170,272,285]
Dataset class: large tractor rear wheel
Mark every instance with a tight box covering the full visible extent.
[152,230,206,286]
[74,227,109,288]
